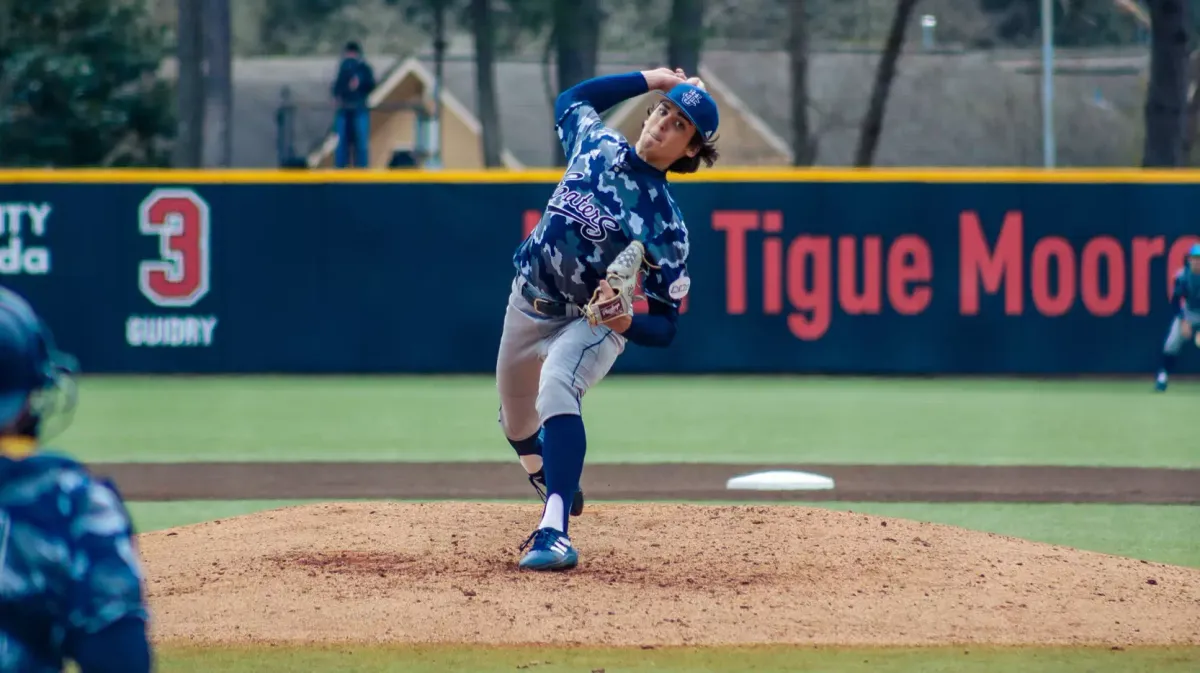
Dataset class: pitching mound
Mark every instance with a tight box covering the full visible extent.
[139,502,1200,648]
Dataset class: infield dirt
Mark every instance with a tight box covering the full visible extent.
[140,502,1200,648]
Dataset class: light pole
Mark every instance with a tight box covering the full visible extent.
[1041,0,1056,168]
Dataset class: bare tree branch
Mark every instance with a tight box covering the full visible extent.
[471,0,504,167]
[788,0,815,165]
[854,0,920,167]
[1142,0,1190,167]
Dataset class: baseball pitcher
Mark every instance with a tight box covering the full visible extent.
[1155,243,1200,391]
[495,66,720,571]
[0,287,153,673]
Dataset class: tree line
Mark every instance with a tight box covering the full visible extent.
[0,0,1196,168]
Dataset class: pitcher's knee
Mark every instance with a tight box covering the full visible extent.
[536,371,582,422]
[501,415,540,444]
[499,398,540,442]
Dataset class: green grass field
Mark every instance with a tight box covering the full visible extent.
[61,375,1200,465]
[58,375,1200,672]
[157,643,1200,672]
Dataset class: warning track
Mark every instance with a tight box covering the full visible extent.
[92,462,1200,504]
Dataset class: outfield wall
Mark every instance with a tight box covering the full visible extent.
[0,168,1196,375]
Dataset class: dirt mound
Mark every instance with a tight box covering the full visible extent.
[138,502,1200,648]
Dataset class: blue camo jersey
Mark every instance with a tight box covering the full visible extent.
[1171,266,1200,319]
[0,452,149,673]
[514,77,691,309]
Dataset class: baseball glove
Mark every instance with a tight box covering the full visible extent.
[583,240,647,328]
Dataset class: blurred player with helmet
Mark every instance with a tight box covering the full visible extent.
[0,286,154,673]
[1154,243,1200,391]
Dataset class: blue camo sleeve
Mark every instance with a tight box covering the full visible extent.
[66,478,150,639]
[555,72,649,164]
[642,215,690,310]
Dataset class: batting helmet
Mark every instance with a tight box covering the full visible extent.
[1190,243,1200,258]
[0,286,78,440]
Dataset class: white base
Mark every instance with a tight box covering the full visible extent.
[725,470,835,491]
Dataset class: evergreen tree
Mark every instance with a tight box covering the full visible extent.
[0,0,174,167]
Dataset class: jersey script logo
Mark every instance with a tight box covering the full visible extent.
[547,172,621,243]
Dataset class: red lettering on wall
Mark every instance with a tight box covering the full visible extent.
[713,211,759,314]
[888,235,933,314]
[838,236,882,314]
[1080,236,1126,316]
[713,210,939,339]
[786,236,831,340]
[138,191,211,307]
[523,209,540,238]
[762,211,784,314]
[1030,237,1076,316]
[526,205,1200,330]
[1131,236,1164,315]
[959,211,1023,315]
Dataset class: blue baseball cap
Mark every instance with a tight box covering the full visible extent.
[1190,243,1200,257]
[655,82,720,141]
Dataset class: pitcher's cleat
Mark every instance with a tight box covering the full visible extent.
[517,527,579,571]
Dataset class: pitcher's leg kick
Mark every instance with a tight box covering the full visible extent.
[495,280,586,520]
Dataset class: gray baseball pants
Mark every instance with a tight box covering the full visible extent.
[496,277,625,443]
[1162,315,1200,355]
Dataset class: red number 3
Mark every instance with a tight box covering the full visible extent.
[138,189,211,308]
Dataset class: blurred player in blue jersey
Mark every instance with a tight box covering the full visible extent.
[0,287,153,673]
[495,66,720,571]
[1155,243,1200,391]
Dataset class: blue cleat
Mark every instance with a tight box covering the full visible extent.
[518,527,578,571]
[1155,371,1168,392]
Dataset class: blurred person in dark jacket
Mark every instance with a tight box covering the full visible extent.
[331,41,376,168]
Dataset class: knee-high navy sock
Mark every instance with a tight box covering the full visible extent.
[1161,352,1178,374]
[540,413,586,535]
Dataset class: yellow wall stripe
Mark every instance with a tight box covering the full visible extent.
[4,167,1200,185]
